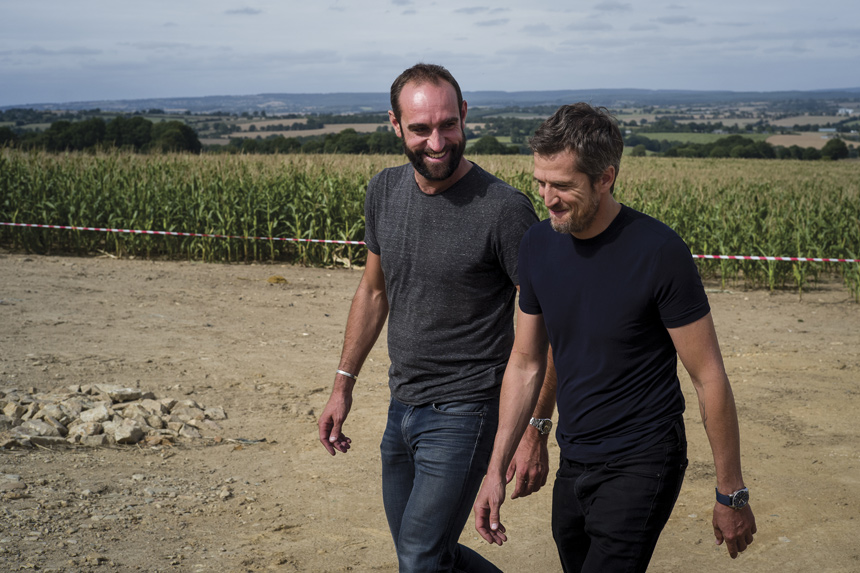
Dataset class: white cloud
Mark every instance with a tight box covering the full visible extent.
[655,15,697,25]
[594,2,631,11]
[566,20,614,32]
[455,7,490,15]
[475,19,510,27]
[521,24,553,35]
[225,8,262,15]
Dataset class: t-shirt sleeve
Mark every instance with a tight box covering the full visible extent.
[517,228,543,315]
[496,191,538,287]
[655,235,710,328]
[363,174,381,256]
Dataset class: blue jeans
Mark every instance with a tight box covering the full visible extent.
[551,419,688,573]
[381,397,502,573]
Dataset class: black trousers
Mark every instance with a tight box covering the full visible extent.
[552,421,688,573]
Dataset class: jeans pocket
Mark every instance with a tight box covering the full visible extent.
[431,400,489,417]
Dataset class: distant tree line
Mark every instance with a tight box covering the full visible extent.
[654,134,852,161]
[0,116,202,153]
[0,108,102,125]
[209,128,403,155]
[245,113,392,133]
[2,108,854,160]
[788,122,857,133]
[470,116,545,145]
[312,113,390,125]
[468,135,521,154]
[633,117,749,134]
[215,130,525,156]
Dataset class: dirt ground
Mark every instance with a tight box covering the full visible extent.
[1,252,858,572]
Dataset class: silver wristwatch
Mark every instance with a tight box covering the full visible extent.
[529,417,553,435]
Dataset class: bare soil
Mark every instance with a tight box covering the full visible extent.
[1,252,858,572]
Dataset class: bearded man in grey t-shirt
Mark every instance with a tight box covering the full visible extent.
[318,63,556,573]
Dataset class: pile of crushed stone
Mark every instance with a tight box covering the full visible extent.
[1,384,227,449]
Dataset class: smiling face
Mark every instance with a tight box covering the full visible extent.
[389,80,469,190]
[533,149,616,238]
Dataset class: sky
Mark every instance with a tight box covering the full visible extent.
[2,1,858,107]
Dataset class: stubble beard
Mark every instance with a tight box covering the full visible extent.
[402,132,467,182]
[550,188,602,235]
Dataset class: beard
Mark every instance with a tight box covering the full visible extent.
[549,185,601,235]
[402,134,467,182]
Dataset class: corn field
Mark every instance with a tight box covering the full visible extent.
[1,150,858,300]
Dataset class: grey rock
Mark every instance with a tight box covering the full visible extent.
[42,415,69,437]
[114,419,145,444]
[0,475,26,493]
[140,399,168,415]
[96,385,142,403]
[159,398,177,411]
[28,435,71,447]
[3,402,26,419]
[67,421,104,439]
[115,403,146,417]
[0,415,15,431]
[58,398,86,418]
[21,402,40,420]
[38,403,73,425]
[19,419,61,437]
[178,425,202,439]
[204,406,227,421]
[176,399,202,410]
[79,404,113,423]
[172,406,206,421]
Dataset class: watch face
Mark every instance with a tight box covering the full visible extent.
[531,418,552,434]
[732,489,749,509]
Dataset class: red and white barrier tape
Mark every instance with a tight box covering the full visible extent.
[2,221,859,263]
[0,221,365,245]
[693,254,859,263]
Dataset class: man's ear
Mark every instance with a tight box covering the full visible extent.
[388,110,402,138]
[599,165,616,193]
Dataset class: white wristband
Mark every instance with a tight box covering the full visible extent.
[336,369,358,380]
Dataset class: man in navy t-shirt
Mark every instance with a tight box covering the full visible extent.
[474,103,757,572]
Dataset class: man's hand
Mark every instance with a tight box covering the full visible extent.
[317,389,353,455]
[506,428,549,499]
[713,503,756,558]
[474,475,509,545]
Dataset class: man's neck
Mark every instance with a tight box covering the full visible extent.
[571,196,622,240]
[414,159,473,195]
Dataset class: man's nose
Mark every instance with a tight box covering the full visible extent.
[542,186,557,207]
[427,129,445,151]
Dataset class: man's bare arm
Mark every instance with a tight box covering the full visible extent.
[474,309,549,544]
[318,252,389,455]
[668,313,757,558]
[507,347,557,499]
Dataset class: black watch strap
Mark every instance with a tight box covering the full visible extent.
[715,487,749,510]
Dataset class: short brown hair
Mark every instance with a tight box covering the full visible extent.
[390,63,463,124]
[530,103,624,193]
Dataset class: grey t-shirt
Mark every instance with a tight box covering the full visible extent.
[364,162,538,405]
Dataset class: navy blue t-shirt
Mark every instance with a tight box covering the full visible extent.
[518,205,710,463]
